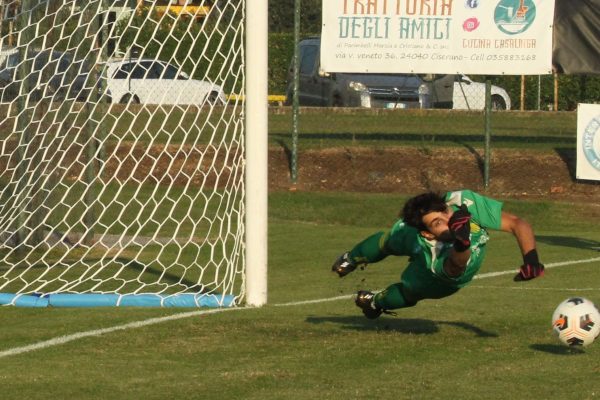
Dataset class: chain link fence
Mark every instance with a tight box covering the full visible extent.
[266,1,598,194]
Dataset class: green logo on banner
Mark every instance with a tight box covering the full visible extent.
[494,0,536,35]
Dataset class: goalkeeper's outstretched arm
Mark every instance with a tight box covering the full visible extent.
[500,211,545,281]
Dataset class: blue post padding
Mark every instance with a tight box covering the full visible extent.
[0,293,49,307]
[49,294,120,307]
[117,294,236,307]
[162,294,198,307]
[118,294,163,307]
[162,293,236,307]
[197,294,236,308]
[0,292,236,308]
[0,293,17,305]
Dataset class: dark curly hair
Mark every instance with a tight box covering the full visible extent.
[401,192,448,231]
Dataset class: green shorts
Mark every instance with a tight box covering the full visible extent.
[399,254,485,303]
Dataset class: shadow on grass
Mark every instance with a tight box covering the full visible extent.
[0,257,205,293]
[554,148,577,180]
[306,315,498,338]
[115,257,205,292]
[536,236,600,251]
[457,141,484,179]
[274,138,293,176]
[530,343,586,355]
[555,147,600,186]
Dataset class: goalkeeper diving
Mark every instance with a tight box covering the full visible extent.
[331,190,545,319]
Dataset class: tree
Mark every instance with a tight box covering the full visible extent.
[269,0,321,33]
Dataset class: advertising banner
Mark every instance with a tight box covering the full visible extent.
[321,0,555,74]
[577,104,600,181]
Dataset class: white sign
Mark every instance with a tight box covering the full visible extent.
[577,104,600,181]
[321,0,555,75]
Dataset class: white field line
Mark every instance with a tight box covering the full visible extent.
[470,285,600,291]
[474,256,600,279]
[0,308,237,359]
[1,255,599,359]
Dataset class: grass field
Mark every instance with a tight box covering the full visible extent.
[269,108,577,150]
[0,106,576,150]
[1,191,599,399]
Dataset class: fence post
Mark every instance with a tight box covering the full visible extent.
[82,3,101,245]
[14,0,33,248]
[484,80,491,189]
[520,75,525,111]
[291,0,301,184]
[537,75,541,111]
[553,72,559,111]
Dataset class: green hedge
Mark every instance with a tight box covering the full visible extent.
[490,75,600,111]
[113,10,599,109]
[493,75,600,111]
[269,33,294,95]
[116,7,244,93]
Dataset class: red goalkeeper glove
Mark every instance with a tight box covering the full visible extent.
[449,204,471,252]
[514,249,545,281]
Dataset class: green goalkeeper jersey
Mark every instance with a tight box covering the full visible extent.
[348,190,503,287]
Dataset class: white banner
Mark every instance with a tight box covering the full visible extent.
[577,104,600,182]
[321,0,555,75]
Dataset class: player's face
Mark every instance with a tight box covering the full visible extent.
[421,207,453,242]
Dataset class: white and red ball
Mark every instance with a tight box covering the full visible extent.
[552,297,600,347]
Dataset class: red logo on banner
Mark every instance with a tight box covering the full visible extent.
[463,17,480,32]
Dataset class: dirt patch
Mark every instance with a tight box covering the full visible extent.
[2,139,597,203]
[269,146,600,202]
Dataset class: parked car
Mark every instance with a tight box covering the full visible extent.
[0,51,225,106]
[285,38,454,109]
[0,48,105,103]
[104,58,226,105]
[0,49,70,102]
[453,74,511,111]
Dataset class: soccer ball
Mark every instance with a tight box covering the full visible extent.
[552,297,600,347]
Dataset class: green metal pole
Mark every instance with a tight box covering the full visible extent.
[484,80,491,189]
[537,75,541,111]
[291,0,301,184]
[99,0,108,163]
[28,0,53,246]
[82,2,100,245]
[15,0,33,248]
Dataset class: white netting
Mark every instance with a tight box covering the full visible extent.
[0,0,246,305]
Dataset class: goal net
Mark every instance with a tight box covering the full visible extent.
[0,0,263,307]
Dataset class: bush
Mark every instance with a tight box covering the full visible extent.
[489,74,600,111]
[115,6,244,93]
[113,6,600,107]
[269,33,294,95]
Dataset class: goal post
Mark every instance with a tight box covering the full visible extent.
[0,0,268,308]
[245,0,268,307]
